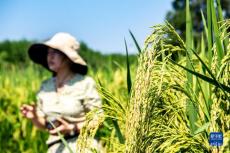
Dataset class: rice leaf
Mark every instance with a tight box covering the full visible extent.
[97,80,125,144]
[216,0,229,50]
[124,38,132,95]
[207,0,213,66]
[194,122,210,135]
[186,0,197,134]
[129,30,141,53]
[190,48,229,98]
[210,0,224,64]
[170,59,230,93]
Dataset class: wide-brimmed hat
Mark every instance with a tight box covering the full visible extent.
[28,32,87,74]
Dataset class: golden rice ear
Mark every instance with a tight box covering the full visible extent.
[77,109,105,152]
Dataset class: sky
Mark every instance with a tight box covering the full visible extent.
[0,0,173,54]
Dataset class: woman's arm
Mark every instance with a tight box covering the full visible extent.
[48,118,85,135]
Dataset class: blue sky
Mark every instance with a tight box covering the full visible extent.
[0,0,172,54]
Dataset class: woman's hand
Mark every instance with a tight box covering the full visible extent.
[48,118,80,135]
[20,104,36,119]
[20,103,46,129]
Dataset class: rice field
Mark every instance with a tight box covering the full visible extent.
[0,0,230,152]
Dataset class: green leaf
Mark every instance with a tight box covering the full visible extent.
[97,80,125,144]
[112,118,125,144]
[190,48,229,98]
[216,0,229,51]
[129,30,141,53]
[194,122,210,135]
[200,10,208,41]
[207,0,213,66]
[186,0,196,134]
[124,38,132,95]
[210,0,224,64]
[170,59,230,93]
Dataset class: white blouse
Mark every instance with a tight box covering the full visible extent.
[35,73,102,144]
[36,73,102,122]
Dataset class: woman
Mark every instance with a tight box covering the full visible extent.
[20,33,102,153]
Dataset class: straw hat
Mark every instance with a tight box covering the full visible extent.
[28,32,87,74]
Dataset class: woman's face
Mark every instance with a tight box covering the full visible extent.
[47,48,69,72]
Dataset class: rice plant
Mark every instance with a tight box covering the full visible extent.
[125,0,229,152]
[92,1,229,153]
